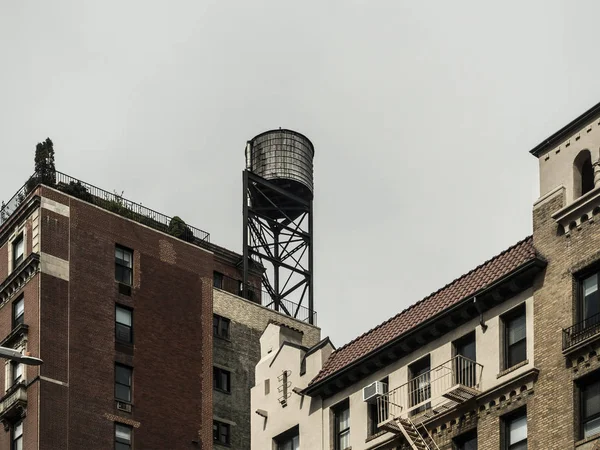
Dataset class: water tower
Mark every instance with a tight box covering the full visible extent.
[242,129,315,324]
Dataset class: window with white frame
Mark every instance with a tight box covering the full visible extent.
[13,297,24,328]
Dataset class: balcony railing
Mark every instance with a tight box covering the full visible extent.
[377,356,483,428]
[563,312,600,351]
[0,171,210,242]
[215,274,317,324]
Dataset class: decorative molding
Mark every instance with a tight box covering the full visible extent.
[0,254,40,306]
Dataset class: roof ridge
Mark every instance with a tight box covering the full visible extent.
[325,235,533,357]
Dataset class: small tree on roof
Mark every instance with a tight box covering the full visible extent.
[35,138,56,186]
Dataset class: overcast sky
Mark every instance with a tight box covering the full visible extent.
[2,1,599,346]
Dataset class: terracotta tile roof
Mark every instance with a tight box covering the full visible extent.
[308,236,537,387]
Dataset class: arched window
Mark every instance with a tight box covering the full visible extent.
[574,150,594,198]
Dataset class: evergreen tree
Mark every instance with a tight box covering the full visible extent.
[34,138,56,186]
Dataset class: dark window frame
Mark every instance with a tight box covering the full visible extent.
[578,372,600,439]
[213,314,230,340]
[213,366,231,393]
[453,429,478,450]
[115,364,133,403]
[11,361,23,386]
[213,271,224,289]
[115,423,132,450]
[115,245,133,286]
[274,425,300,450]
[115,305,133,344]
[453,331,477,387]
[501,408,527,450]
[12,234,24,269]
[579,270,600,323]
[11,421,23,450]
[213,420,231,446]
[333,399,350,450]
[12,296,24,328]
[502,304,527,370]
[367,377,388,437]
[408,355,431,414]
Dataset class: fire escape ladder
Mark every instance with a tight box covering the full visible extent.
[396,417,440,450]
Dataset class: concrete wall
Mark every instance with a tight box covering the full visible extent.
[214,289,320,450]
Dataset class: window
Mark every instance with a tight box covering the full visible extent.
[368,377,388,436]
[213,271,224,289]
[13,297,24,327]
[213,314,230,339]
[12,234,24,269]
[503,305,527,369]
[115,423,132,450]
[453,429,477,450]
[11,361,23,385]
[115,246,133,285]
[213,420,230,446]
[580,376,600,438]
[115,306,133,344]
[274,426,300,450]
[333,400,350,450]
[503,410,527,450]
[213,367,231,393]
[409,355,431,415]
[115,364,132,403]
[581,272,600,325]
[574,150,594,199]
[12,421,22,450]
[454,332,476,387]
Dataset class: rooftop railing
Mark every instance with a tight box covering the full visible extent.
[216,273,317,324]
[377,355,483,427]
[563,312,600,351]
[0,171,210,243]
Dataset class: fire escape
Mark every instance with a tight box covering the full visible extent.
[377,355,483,450]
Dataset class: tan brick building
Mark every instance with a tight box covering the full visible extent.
[251,103,600,450]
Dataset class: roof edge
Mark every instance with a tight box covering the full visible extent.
[530,101,600,157]
[303,255,546,396]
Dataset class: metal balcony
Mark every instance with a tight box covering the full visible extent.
[377,355,483,432]
[0,383,27,426]
[563,312,600,352]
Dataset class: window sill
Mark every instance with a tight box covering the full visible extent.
[497,360,529,379]
[214,388,232,395]
[576,432,600,447]
[365,430,387,443]
[213,442,231,448]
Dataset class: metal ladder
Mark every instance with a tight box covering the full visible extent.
[396,417,440,450]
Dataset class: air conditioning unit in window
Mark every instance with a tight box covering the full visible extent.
[363,381,386,403]
[116,401,132,413]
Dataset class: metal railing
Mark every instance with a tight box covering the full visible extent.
[1,171,210,243]
[215,274,316,324]
[0,177,33,226]
[377,355,483,426]
[563,312,600,351]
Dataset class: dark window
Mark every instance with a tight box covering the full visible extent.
[213,271,224,289]
[368,377,388,436]
[409,355,431,415]
[453,332,477,387]
[213,314,230,339]
[574,150,595,198]
[115,305,133,344]
[274,426,299,450]
[213,420,230,445]
[115,423,132,450]
[115,246,133,285]
[502,410,527,450]
[503,305,527,369]
[333,399,350,450]
[580,376,600,438]
[581,272,600,325]
[13,297,24,327]
[453,429,477,450]
[12,234,24,269]
[115,364,132,403]
[11,361,23,385]
[213,367,231,393]
[12,421,22,450]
